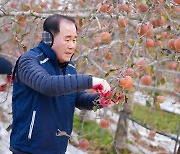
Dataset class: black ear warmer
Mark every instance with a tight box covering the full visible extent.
[42,31,54,47]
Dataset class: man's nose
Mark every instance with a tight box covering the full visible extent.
[68,41,76,49]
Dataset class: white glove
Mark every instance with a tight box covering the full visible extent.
[92,77,111,96]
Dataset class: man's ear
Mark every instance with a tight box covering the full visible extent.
[42,31,54,47]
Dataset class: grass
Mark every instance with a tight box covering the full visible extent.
[131,103,180,134]
[73,104,180,153]
[73,114,116,154]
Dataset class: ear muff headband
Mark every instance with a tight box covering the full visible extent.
[42,31,54,47]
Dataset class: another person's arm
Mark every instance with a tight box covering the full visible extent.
[0,56,13,74]
[0,56,13,91]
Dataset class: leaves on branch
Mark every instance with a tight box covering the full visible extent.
[146,100,151,107]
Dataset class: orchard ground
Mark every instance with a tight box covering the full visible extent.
[0,86,179,154]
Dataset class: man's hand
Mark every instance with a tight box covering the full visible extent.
[92,77,111,97]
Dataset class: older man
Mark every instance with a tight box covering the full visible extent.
[10,14,110,154]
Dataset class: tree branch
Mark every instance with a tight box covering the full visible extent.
[148,57,175,66]
[73,40,122,62]
[0,10,177,36]
[134,83,180,98]
[87,56,107,75]
[155,69,180,76]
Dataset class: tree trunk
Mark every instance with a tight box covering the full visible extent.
[177,146,180,154]
[114,102,132,153]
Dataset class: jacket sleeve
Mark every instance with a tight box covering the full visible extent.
[75,91,100,110]
[16,53,92,96]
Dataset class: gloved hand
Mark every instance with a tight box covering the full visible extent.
[92,77,111,97]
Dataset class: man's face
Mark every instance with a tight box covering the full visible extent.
[52,20,77,63]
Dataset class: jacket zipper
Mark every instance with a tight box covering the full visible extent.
[28,111,36,140]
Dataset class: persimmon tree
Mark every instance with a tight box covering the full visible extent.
[0,0,180,153]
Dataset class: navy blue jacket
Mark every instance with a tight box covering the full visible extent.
[10,41,98,154]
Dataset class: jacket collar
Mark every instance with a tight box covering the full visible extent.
[38,41,74,65]
[38,41,57,62]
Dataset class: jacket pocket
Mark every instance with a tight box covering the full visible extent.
[28,110,36,140]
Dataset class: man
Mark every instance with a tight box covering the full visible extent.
[10,14,110,154]
[0,56,12,92]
